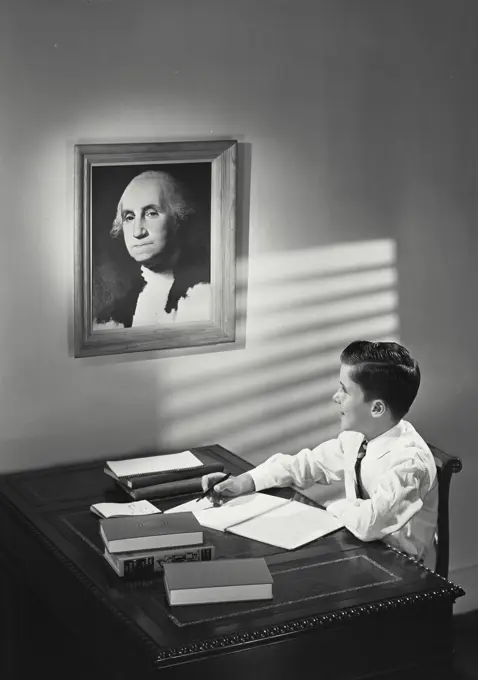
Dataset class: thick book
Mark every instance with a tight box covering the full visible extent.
[166,493,344,550]
[119,476,204,501]
[104,450,204,482]
[125,463,224,490]
[163,557,273,606]
[99,511,203,554]
[104,543,215,578]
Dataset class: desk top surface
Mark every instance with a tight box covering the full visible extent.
[0,444,464,668]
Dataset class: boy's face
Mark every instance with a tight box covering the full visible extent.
[333,364,374,433]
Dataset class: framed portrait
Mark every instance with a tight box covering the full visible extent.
[74,140,237,357]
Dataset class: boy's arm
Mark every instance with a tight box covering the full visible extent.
[326,452,432,542]
[248,437,345,492]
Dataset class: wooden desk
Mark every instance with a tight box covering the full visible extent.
[0,445,464,680]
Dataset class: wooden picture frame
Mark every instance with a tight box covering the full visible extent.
[74,140,237,357]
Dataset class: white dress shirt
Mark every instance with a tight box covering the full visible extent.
[248,420,438,560]
[132,267,211,326]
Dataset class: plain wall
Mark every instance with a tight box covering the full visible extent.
[2,0,477,608]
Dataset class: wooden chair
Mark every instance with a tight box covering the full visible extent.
[427,443,463,579]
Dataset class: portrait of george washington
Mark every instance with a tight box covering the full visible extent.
[91,163,211,329]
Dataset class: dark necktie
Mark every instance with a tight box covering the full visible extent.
[355,439,368,499]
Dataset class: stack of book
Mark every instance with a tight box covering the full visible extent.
[100,511,215,579]
[97,503,275,605]
[104,450,225,501]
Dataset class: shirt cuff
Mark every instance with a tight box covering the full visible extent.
[247,465,277,492]
[326,498,361,517]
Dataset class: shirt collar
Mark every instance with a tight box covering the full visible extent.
[140,266,174,286]
[364,420,408,459]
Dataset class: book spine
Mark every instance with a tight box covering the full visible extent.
[126,463,224,489]
[124,477,203,500]
[107,544,215,578]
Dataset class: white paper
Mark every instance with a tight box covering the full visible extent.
[229,500,344,550]
[105,450,203,479]
[165,492,289,532]
[165,497,213,514]
[90,500,162,519]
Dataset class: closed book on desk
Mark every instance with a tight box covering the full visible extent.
[100,512,203,554]
[104,450,204,483]
[119,476,204,501]
[163,557,273,606]
[104,543,215,578]
[125,463,224,489]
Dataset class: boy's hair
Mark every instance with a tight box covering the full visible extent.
[340,340,420,421]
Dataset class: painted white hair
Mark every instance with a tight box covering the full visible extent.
[110,170,193,237]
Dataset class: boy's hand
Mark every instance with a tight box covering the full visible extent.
[201,472,255,505]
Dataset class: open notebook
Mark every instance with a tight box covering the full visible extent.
[165,492,344,550]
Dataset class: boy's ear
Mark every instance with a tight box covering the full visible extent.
[371,399,386,418]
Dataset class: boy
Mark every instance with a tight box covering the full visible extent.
[202,340,438,561]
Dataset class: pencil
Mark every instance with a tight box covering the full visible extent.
[196,472,231,502]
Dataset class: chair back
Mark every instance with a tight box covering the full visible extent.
[427,443,462,579]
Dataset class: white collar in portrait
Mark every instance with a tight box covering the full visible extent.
[132,266,211,327]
